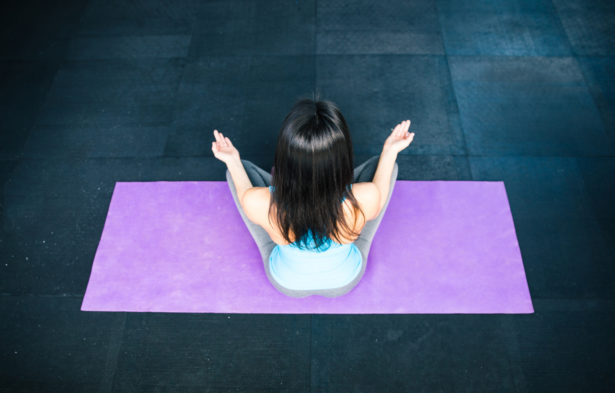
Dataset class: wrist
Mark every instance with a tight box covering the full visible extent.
[381,147,398,159]
[225,155,242,168]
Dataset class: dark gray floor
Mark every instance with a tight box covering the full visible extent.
[1,0,614,392]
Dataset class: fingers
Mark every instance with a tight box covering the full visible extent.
[213,129,229,147]
[402,120,410,133]
[213,129,224,144]
[393,120,411,137]
[212,130,236,160]
[393,122,402,135]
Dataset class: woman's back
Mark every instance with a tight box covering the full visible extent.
[247,181,379,246]
[267,184,364,290]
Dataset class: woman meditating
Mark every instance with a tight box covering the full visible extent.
[211,98,415,298]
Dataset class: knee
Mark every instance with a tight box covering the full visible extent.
[240,158,254,169]
[367,155,380,168]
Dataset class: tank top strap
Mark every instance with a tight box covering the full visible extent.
[341,183,353,202]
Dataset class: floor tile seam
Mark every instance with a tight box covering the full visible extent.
[8,153,615,164]
[549,0,582,58]
[5,52,613,60]
[0,293,86,298]
[442,54,470,161]
[569,56,615,153]
[69,33,194,39]
[466,153,615,159]
[171,53,605,59]
[546,0,578,56]
[434,0,471,165]
[571,155,615,224]
[499,316,530,393]
[530,298,615,311]
[65,55,192,61]
[313,0,317,100]
[97,313,126,393]
[308,313,313,392]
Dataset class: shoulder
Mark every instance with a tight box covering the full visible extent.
[242,187,288,244]
[241,187,271,225]
[348,182,381,221]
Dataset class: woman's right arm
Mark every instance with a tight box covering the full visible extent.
[369,120,415,218]
[371,149,398,215]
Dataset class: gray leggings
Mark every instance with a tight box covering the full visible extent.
[226,155,398,298]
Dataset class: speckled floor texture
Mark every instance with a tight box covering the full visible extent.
[1,0,614,392]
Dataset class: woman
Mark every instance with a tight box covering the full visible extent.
[211,98,415,298]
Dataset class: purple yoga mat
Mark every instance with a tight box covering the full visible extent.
[81,181,533,314]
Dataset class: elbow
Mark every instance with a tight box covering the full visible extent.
[368,183,384,221]
[239,189,251,214]
[239,188,260,225]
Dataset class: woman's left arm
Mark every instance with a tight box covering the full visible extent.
[211,129,253,209]
[226,157,253,206]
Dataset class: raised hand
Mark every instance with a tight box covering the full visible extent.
[382,119,415,154]
[211,129,240,165]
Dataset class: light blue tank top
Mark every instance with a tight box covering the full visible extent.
[267,184,363,290]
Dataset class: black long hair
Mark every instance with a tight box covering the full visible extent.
[268,97,365,250]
